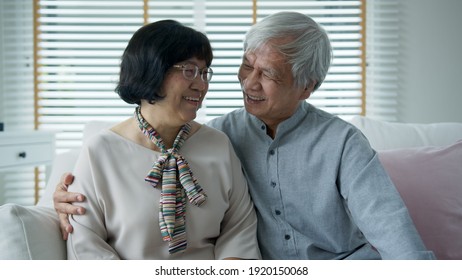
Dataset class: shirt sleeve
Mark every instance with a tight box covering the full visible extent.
[338,130,435,260]
[67,142,120,260]
[213,142,261,260]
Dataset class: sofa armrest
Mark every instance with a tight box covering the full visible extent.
[0,204,66,259]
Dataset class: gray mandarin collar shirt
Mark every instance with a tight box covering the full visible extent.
[208,101,434,260]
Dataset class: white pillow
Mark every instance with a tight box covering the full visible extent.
[0,204,66,259]
[350,116,462,150]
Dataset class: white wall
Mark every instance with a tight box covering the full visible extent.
[0,3,4,129]
[398,0,462,123]
[0,1,34,132]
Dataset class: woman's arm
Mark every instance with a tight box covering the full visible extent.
[213,143,261,260]
[66,144,120,260]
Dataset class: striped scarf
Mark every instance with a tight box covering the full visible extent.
[135,106,207,254]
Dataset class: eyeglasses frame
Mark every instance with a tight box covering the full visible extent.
[172,64,213,82]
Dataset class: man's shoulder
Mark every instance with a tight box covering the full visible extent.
[206,108,246,131]
[307,103,359,131]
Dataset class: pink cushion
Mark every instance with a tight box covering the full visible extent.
[378,140,462,259]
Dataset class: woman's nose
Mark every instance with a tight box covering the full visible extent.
[192,77,207,91]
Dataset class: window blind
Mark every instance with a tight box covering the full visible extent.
[0,0,38,206]
[36,0,143,153]
[365,0,399,121]
[202,0,255,122]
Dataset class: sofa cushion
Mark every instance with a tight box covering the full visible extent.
[350,116,462,150]
[0,204,66,260]
[378,140,462,259]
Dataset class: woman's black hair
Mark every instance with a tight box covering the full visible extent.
[115,20,213,105]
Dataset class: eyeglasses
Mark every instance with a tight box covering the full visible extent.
[172,64,213,82]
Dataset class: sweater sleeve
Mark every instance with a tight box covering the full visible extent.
[67,142,120,260]
[213,140,261,260]
[338,130,435,260]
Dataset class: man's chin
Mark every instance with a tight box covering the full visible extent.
[243,103,260,117]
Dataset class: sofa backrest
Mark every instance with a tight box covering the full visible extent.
[350,116,462,150]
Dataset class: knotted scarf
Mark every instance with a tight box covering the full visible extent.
[135,106,207,254]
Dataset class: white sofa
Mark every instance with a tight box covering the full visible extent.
[1,116,462,259]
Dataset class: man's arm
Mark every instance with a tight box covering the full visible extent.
[53,172,86,240]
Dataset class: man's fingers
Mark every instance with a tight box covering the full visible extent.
[59,213,73,240]
[54,172,83,240]
[55,201,86,215]
[54,190,85,204]
[56,173,74,193]
[60,172,75,186]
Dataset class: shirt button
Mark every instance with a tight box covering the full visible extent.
[284,235,291,240]
[261,125,265,130]
[271,181,276,187]
[269,150,275,155]
[275,210,281,215]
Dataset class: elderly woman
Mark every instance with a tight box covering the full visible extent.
[66,20,260,260]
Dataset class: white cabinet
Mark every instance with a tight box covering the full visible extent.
[0,131,55,204]
[0,131,55,171]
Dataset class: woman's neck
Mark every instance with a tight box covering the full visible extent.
[111,114,200,152]
[155,124,183,149]
[140,107,183,149]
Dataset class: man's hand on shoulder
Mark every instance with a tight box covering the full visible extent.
[53,172,86,240]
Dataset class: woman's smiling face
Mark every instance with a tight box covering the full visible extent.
[156,57,209,126]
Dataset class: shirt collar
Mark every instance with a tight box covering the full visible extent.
[247,101,312,137]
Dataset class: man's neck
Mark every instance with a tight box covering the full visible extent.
[265,124,277,139]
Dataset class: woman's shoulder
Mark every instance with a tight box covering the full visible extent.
[186,123,236,155]
[84,119,134,150]
[83,128,120,152]
[194,122,231,142]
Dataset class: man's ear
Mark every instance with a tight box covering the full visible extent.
[300,80,316,100]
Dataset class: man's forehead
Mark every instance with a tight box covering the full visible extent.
[246,44,286,59]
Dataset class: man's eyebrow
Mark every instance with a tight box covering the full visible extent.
[242,54,281,78]
[262,66,281,79]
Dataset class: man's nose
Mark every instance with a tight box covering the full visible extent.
[241,70,261,91]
